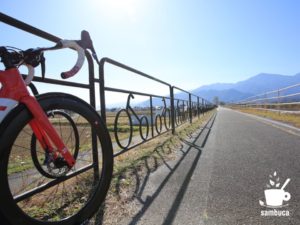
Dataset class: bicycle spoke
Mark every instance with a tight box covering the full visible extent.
[65,128,75,149]
[13,144,31,151]
[11,173,47,195]
[58,116,63,138]
[22,128,33,137]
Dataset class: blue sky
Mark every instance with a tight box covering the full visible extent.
[1,0,300,105]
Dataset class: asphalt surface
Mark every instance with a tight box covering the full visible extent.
[121,107,300,225]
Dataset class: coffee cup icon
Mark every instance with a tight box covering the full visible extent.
[264,189,291,207]
[264,178,291,207]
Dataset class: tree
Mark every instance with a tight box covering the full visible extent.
[213,96,220,105]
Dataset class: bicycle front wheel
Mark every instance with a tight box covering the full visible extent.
[0,93,113,225]
[31,110,80,179]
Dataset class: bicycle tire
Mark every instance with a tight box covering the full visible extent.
[0,211,11,225]
[31,110,80,179]
[174,109,179,126]
[0,93,113,225]
[114,109,132,149]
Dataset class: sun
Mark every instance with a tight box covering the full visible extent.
[96,0,141,22]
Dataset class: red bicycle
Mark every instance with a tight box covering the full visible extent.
[0,31,113,225]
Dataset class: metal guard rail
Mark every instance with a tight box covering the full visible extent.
[0,12,216,157]
[234,83,300,110]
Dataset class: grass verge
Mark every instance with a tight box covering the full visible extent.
[232,107,300,128]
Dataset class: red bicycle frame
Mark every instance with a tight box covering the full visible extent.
[0,68,75,167]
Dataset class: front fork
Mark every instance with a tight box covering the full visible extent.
[23,95,75,168]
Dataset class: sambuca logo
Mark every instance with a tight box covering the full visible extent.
[260,171,291,217]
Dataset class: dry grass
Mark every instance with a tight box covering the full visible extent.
[232,107,300,128]
[91,110,216,225]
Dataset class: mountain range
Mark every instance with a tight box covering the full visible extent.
[191,73,300,103]
[115,72,300,108]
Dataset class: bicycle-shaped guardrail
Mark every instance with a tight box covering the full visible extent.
[154,97,171,134]
[174,99,189,125]
[114,93,150,149]
[99,57,215,157]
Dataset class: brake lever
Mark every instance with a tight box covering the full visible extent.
[79,30,93,49]
[22,48,46,80]
[77,30,99,62]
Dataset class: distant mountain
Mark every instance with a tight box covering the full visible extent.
[232,73,300,94]
[133,72,300,107]
[195,83,234,91]
[192,73,300,103]
[192,89,253,103]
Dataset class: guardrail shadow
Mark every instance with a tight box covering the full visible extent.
[160,113,216,225]
[128,113,216,225]
[91,113,216,225]
[89,133,185,224]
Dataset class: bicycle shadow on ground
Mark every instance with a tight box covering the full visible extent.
[90,113,216,225]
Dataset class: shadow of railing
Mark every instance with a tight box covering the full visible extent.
[90,112,216,224]
[127,112,216,225]
[103,112,216,225]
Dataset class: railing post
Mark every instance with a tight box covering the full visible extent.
[183,101,185,121]
[197,97,200,118]
[189,93,192,124]
[86,49,100,176]
[86,53,96,109]
[170,86,175,134]
[99,59,107,125]
[150,96,154,137]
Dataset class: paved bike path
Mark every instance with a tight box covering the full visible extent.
[121,107,300,225]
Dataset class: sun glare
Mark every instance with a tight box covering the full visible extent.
[97,0,141,22]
